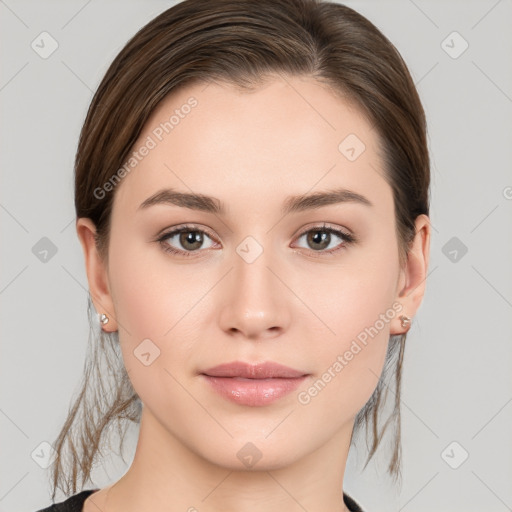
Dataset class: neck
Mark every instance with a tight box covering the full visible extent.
[103,408,354,512]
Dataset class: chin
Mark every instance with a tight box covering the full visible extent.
[194,434,307,472]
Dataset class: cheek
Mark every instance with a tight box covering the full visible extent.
[109,233,193,337]
[108,235,216,369]
[107,241,201,406]
[308,248,399,409]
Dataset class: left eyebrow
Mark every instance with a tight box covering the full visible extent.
[137,186,373,215]
[282,187,373,214]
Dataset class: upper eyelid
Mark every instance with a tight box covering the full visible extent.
[157,224,354,260]
[158,223,217,241]
[157,222,352,244]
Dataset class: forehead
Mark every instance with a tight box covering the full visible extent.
[111,75,391,218]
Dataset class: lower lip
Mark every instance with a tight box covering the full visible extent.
[201,375,308,406]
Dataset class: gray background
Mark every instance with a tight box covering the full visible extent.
[1,1,511,511]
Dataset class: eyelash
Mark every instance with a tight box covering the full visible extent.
[156,223,356,259]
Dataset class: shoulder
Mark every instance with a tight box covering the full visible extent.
[34,489,99,512]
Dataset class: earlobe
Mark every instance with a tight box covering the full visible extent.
[76,217,118,332]
[391,214,431,335]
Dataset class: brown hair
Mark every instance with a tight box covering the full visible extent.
[50,0,429,500]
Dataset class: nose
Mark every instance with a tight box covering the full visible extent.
[217,242,292,341]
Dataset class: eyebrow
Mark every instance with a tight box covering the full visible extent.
[138,187,373,215]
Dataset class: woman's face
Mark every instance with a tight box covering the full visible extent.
[81,75,427,470]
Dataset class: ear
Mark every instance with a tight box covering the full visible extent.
[390,214,431,335]
[76,217,118,332]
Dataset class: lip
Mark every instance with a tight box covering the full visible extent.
[202,361,307,379]
[200,361,309,406]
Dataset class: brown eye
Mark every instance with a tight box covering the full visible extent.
[305,230,332,251]
[293,225,355,255]
[177,230,204,251]
[158,225,217,257]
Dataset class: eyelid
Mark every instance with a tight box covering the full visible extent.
[290,222,356,257]
[293,221,353,239]
[155,223,219,258]
[156,222,356,257]
[155,222,217,241]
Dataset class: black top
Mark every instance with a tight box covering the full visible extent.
[35,488,365,511]
[35,490,98,512]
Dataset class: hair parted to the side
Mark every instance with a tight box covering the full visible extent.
[49,0,430,501]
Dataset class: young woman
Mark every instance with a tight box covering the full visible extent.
[37,0,431,511]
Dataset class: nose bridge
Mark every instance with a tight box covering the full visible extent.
[234,233,279,309]
[218,232,290,338]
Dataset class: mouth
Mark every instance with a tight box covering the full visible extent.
[200,361,309,406]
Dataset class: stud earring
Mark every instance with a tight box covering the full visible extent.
[100,313,109,325]
[399,315,411,329]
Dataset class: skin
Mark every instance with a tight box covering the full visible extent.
[77,74,430,512]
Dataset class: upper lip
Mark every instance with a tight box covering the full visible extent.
[201,361,308,379]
